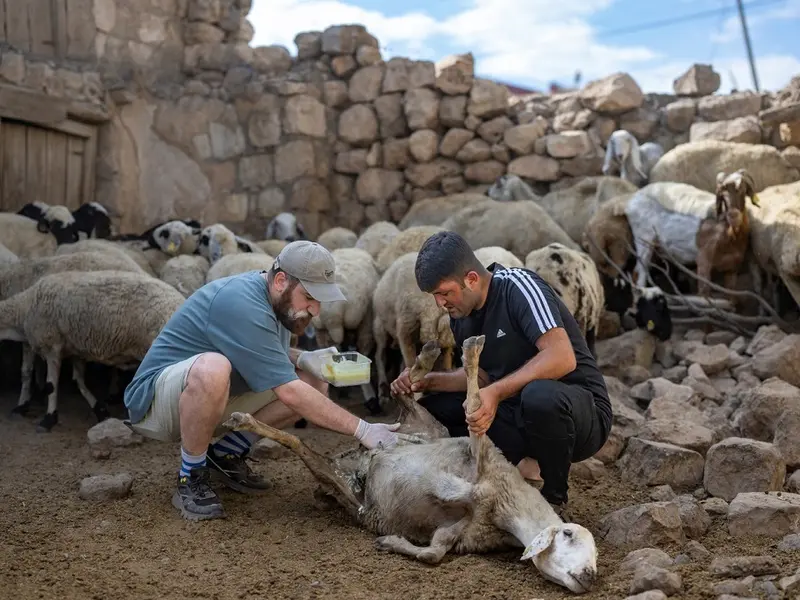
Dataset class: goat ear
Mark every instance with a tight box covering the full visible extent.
[521,526,558,560]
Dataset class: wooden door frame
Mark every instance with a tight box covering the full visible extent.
[0,83,98,206]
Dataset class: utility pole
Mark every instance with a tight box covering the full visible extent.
[736,0,760,91]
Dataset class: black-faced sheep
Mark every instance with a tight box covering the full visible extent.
[524,244,605,357]
[113,219,200,256]
[15,203,80,244]
[72,201,113,239]
[265,212,306,241]
[0,270,185,431]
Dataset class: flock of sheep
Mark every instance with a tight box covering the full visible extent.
[0,136,798,435]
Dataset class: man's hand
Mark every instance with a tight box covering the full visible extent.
[465,387,499,436]
[389,367,434,397]
[354,419,417,450]
[297,346,338,381]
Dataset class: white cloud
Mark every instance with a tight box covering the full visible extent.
[711,0,800,44]
[248,0,798,93]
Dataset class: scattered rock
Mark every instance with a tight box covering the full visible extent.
[618,438,705,490]
[751,334,800,387]
[650,485,677,502]
[250,437,292,460]
[87,419,143,449]
[732,377,800,441]
[629,565,682,596]
[777,533,800,551]
[618,548,674,576]
[746,325,786,356]
[598,501,685,548]
[773,408,800,467]
[570,457,606,481]
[701,497,729,516]
[625,591,667,600]
[673,494,711,538]
[712,576,755,596]
[704,437,786,501]
[684,540,711,560]
[78,473,134,502]
[787,470,800,493]
[709,555,780,577]
[727,492,800,537]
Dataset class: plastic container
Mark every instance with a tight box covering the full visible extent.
[320,351,372,387]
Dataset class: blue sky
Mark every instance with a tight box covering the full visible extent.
[249,0,800,94]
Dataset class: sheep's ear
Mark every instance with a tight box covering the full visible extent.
[521,526,558,560]
[750,192,760,207]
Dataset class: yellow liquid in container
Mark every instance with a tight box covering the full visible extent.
[321,352,372,387]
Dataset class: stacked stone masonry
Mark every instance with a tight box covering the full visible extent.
[0,0,797,238]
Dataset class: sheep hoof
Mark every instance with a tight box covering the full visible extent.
[10,403,30,418]
[364,397,382,416]
[36,412,58,433]
[93,402,111,422]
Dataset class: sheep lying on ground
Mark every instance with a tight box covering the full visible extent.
[205,253,275,283]
[473,246,524,268]
[375,226,445,273]
[602,130,648,186]
[160,254,210,297]
[372,252,455,403]
[310,247,381,413]
[317,227,358,251]
[443,200,580,260]
[355,221,400,259]
[524,244,605,357]
[493,174,637,245]
[0,270,185,431]
[398,194,492,229]
[56,239,157,277]
[0,242,18,263]
[748,179,800,310]
[648,139,800,193]
[265,212,306,241]
[223,335,598,595]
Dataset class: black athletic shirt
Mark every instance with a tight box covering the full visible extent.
[450,263,611,412]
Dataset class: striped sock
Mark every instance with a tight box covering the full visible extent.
[179,447,207,479]
[211,430,261,457]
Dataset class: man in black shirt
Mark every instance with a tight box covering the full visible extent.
[390,231,612,514]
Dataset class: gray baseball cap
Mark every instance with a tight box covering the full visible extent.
[273,240,346,302]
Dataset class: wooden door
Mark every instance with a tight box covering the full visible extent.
[0,117,97,212]
[0,0,94,60]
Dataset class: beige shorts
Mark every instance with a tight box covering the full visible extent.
[127,353,278,443]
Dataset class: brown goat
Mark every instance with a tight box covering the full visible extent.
[695,169,760,298]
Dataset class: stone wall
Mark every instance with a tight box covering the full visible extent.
[0,1,798,239]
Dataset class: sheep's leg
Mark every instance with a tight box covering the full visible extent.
[373,315,390,401]
[375,516,470,565]
[37,352,62,433]
[221,411,362,520]
[396,322,419,370]
[632,234,655,288]
[391,341,450,440]
[72,360,111,422]
[462,335,492,474]
[10,343,35,417]
[695,248,714,297]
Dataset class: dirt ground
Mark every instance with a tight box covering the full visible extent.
[1,386,797,600]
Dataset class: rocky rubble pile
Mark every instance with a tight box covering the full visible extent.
[584,323,800,597]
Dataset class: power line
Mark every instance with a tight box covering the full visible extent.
[595,0,784,38]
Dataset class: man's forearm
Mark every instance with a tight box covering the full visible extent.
[428,368,468,392]
[487,347,575,403]
[274,379,360,435]
[288,347,302,366]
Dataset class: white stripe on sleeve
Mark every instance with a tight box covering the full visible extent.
[495,270,553,332]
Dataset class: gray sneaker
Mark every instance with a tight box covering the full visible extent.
[171,466,226,521]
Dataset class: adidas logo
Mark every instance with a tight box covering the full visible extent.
[496,328,506,338]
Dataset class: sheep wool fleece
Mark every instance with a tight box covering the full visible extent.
[123,270,298,425]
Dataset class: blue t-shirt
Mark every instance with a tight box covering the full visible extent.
[124,270,298,424]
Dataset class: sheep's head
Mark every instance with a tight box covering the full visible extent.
[633,285,672,341]
[266,212,306,242]
[487,174,528,201]
[197,224,237,263]
[154,221,194,255]
[715,169,760,218]
[42,205,79,244]
[522,523,598,594]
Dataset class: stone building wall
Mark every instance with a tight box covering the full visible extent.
[0,0,797,239]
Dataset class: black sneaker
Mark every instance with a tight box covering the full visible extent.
[172,466,226,521]
[207,446,270,494]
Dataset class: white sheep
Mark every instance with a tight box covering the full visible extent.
[372,252,455,403]
[397,193,492,229]
[648,139,800,193]
[316,227,358,251]
[602,129,648,186]
[355,221,400,259]
[524,244,605,357]
[375,225,446,273]
[265,211,306,241]
[442,199,580,260]
[473,246,524,268]
[159,254,210,297]
[256,239,289,255]
[223,334,598,595]
[489,174,637,245]
[0,214,59,258]
[747,180,800,310]
[639,142,664,177]
[56,239,158,277]
[197,224,265,264]
[0,270,185,432]
[0,242,18,264]
[205,253,275,283]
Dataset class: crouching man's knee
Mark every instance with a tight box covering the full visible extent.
[518,380,573,436]
[183,352,232,409]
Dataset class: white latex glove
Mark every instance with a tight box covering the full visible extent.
[297,346,338,381]
[354,419,402,450]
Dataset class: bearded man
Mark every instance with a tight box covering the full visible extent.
[124,241,405,521]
